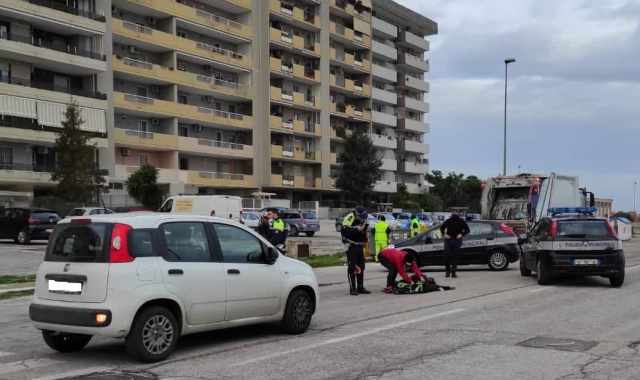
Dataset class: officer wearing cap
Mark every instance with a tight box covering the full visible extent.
[341,206,371,295]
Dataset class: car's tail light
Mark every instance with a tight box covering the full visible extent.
[109,223,133,263]
[606,221,618,238]
[499,223,515,236]
[550,221,558,239]
[28,217,39,225]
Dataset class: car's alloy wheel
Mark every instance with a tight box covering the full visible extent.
[126,306,179,362]
[282,290,313,334]
[142,315,174,355]
[488,251,509,271]
[17,230,29,245]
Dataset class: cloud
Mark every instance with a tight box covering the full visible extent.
[394,0,640,210]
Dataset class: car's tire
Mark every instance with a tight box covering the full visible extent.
[289,226,299,237]
[281,289,314,335]
[16,229,30,245]
[610,271,625,288]
[488,250,509,271]
[42,331,91,353]
[336,224,341,232]
[520,255,532,276]
[537,257,552,285]
[305,232,315,237]
[126,306,179,363]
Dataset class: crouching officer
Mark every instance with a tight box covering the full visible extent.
[341,206,371,296]
[373,215,390,262]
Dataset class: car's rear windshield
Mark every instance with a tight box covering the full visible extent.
[67,209,85,217]
[302,211,317,219]
[557,220,612,239]
[283,213,301,219]
[45,223,110,262]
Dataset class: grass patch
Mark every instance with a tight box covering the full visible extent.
[0,274,36,285]
[300,253,345,268]
[0,289,34,301]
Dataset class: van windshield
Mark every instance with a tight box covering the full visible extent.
[45,223,109,262]
[158,199,173,212]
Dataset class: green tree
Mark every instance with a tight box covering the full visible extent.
[426,170,483,212]
[417,192,444,211]
[335,128,382,204]
[127,165,164,210]
[51,103,105,203]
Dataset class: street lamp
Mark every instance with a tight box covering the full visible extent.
[634,180,638,213]
[503,58,516,176]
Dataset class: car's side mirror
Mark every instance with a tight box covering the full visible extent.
[265,247,279,265]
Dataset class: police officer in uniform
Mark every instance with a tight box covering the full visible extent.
[269,208,287,249]
[409,214,421,238]
[373,215,390,262]
[341,206,370,295]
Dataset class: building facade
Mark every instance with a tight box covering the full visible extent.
[0,0,436,207]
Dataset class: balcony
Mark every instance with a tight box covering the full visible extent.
[372,111,396,127]
[329,0,354,16]
[114,164,180,183]
[372,40,397,61]
[399,96,429,113]
[404,161,428,174]
[372,64,396,83]
[269,28,319,56]
[271,174,321,189]
[372,16,397,39]
[405,182,426,194]
[330,22,370,48]
[270,56,319,83]
[330,75,371,97]
[371,134,397,149]
[114,92,253,130]
[270,0,320,29]
[380,158,397,171]
[398,52,429,72]
[114,128,178,150]
[270,86,317,109]
[374,180,397,193]
[270,115,320,136]
[125,0,251,40]
[330,48,371,73]
[177,136,254,158]
[113,19,250,70]
[399,30,429,52]
[399,118,428,133]
[183,170,256,188]
[0,162,53,185]
[403,139,426,154]
[271,145,320,162]
[330,103,371,122]
[372,87,397,105]
[113,55,249,99]
[400,73,429,93]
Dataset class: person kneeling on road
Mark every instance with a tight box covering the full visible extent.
[378,247,425,294]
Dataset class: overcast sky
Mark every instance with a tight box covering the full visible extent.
[396,0,640,211]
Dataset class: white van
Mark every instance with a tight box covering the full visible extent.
[158,195,242,221]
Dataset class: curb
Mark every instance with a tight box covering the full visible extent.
[0,286,35,294]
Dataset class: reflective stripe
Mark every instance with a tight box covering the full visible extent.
[342,213,355,227]
[536,240,621,251]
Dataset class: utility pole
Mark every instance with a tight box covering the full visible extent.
[503,58,516,176]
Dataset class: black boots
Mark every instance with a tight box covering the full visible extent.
[348,273,359,296]
[356,274,370,294]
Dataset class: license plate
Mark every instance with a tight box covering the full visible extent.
[574,259,599,265]
[48,280,82,294]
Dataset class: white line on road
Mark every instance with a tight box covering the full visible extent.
[233,308,465,367]
[0,358,61,376]
[33,366,111,380]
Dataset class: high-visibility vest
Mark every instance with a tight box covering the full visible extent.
[342,212,355,227]
[374,221,389,242]
[272,218,285,232]
[410,218,420,236]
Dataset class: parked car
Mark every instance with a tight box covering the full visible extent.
[240,210,261,229]
[112,207,153,213]
[393,221,520,271]
[392,212,412,230]
[67,207,114,217]
[519,208,624,287]
[281,209,319,237]
[29,213,319,362]
[301,210,320,237]
[0,208,60,244]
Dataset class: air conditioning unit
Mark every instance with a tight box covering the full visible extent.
[119,147,130,157]
[128,46,138,54]
[151,119,160,126]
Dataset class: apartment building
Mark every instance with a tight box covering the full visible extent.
[0,0,436,206]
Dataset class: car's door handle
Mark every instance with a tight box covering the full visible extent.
[227,269,241,275]
[168,269,183,275]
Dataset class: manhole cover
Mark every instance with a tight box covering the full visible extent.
[518,336,598,352]
[63,370,157,380]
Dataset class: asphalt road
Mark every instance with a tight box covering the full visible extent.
[0,241,639,379]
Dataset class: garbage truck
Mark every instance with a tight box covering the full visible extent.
[481,173,595,234]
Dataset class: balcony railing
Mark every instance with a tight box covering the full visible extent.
[0,162,54,172]
[122,57,154,70]
[194,8,244,32]
[197,138,246,151]
[198,171,246,181]
[0,75,106,100]
[195,73,243,91]
[195,41,244,62]
[124,93,155,104]
[197,106,247,121]
[122,129,154,139]
[29,0,106,21]
[122,20,153,34]
[0,31,106,61]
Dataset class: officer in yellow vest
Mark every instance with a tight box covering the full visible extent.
[269,208,287,247]
[409,214,421,238]
[373,215,390,262]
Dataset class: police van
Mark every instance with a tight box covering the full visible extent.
[519,207,625,287]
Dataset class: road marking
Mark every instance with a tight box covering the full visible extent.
[233,308,465,367]
[0,358,60,376]
[33,366,111,380]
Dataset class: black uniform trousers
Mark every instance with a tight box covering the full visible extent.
[444,239,463,274]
